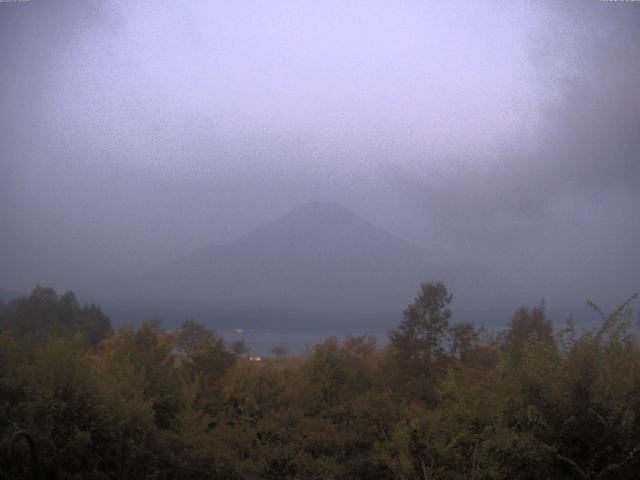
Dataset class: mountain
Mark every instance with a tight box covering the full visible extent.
[93,202,524,329]
[99,202,430,328]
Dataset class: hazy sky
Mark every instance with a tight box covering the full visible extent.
[1,0,639,310]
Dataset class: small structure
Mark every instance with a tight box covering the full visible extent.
[249,356,262,362]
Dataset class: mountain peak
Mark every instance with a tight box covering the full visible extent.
[236,201,413,252]
[129,201,429,319]
[275,201,368,229]
[289,201,354,216]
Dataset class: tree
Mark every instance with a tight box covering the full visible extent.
[177,319,215,356]
[270,345,289,359]
[176,320,236,416]
[0,286,111,347]
[386,281,452,403]
[389,281,452,363]
[231,340,250,357]
[502,302,553,358]
[449,321,479,362]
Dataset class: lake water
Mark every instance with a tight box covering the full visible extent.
[222,328,389,357]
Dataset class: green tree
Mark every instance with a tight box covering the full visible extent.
[0,286,111,348]
[502,303,553,359]
[387,281,453,403]
[177,320,237,416]
[389,281,453,362]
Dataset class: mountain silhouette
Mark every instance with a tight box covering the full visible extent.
[95,202,521,328]
[101,202,430,327]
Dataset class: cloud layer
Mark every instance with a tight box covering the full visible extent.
[1,1,638,312]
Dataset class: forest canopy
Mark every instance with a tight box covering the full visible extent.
[1,283,639,479]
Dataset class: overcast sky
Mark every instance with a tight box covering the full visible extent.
[1,0,638,311]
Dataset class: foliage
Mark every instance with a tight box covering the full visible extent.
[0,285,639,479]
[0,286,111,348]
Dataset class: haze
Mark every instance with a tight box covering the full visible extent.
[1,1,639,324]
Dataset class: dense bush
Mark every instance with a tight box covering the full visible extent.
[1,284,638,479]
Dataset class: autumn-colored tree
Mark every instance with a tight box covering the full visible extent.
[1,285,639,479]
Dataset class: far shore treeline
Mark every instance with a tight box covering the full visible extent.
[1,283,639,479]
